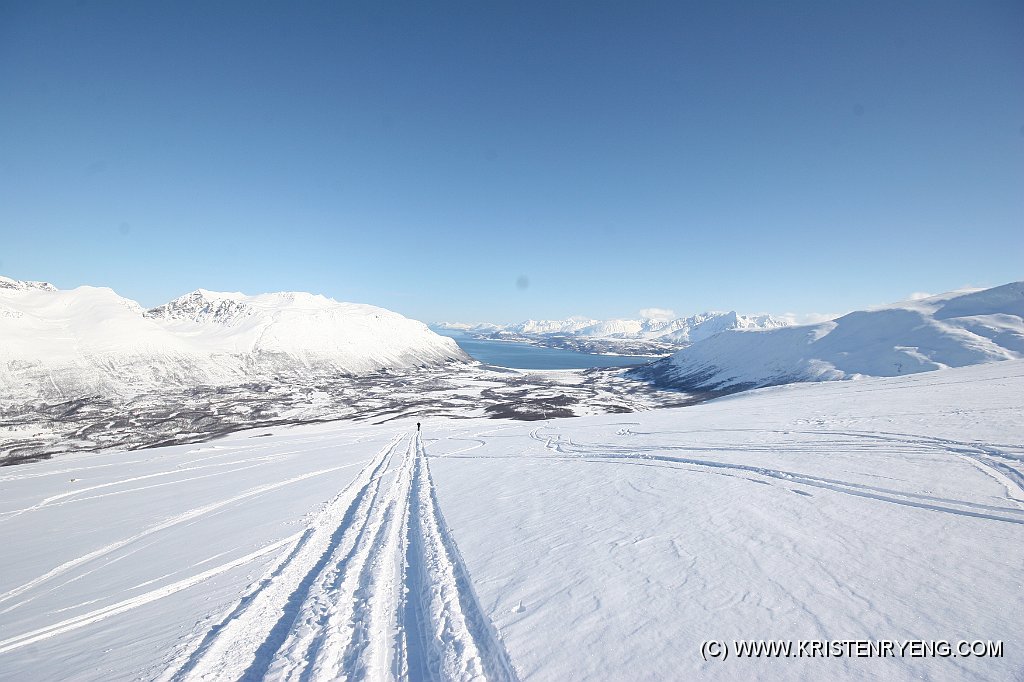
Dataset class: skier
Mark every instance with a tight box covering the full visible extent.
[417,422,421,432]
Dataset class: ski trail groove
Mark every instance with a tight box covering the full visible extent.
[0,463,362,611]
[166,432,517,682]
[164,435,403,681]
[0,534,302,655]
[531,425,1024,524]
[402,434,519,682]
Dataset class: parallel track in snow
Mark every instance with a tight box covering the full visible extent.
[163,433,517,682]
[528,425,1024,525]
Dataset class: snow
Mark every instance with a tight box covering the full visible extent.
[436,311,788,357]
[642,281,1024,392]
[438,311,787,345]
[0,275,57,292]
[1,360,1021,680]
[0,279,467,400]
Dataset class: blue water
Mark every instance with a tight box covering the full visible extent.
[435,330,659,370]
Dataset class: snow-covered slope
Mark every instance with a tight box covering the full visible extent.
[145,289,465,368]
[437,311,788,355]
[2,360,1022,680]
[0,277,467,399]
[638,281,1024,392]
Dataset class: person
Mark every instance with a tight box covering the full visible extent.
[417,422,421,432]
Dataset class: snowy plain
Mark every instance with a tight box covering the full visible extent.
[1,360,1022,681]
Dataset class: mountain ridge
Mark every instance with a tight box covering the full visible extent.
[435,310,789,355]
[0,278,468,400]
[632,281,1024,392]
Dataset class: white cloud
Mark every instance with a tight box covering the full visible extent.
[638,307,676,320]
[908,292,933,301]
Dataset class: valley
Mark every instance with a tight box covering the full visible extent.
[1,362,698,466]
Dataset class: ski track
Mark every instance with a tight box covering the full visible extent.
[0,463,361,611]
[0,533,302,655]
[529,426,1024,525]
[0,456,280,522]
[165,432,517,682]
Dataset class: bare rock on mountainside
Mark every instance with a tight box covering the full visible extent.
[0,275,57,292]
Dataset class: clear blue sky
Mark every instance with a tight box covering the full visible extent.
[2,1,1021,323]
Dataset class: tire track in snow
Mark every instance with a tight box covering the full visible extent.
[167,433,517,681]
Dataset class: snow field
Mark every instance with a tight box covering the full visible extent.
[156,433,517,682]
[1,360,1022,680]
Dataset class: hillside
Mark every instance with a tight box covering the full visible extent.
[2,360,1021,680]
[0,277,467,400]
[635,282,1024,392]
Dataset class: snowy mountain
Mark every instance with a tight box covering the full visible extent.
[0,277,467,400]
[144,289,464,367]
[436,311,788,356]
[0,276,57,293]
[636,281,1024,392]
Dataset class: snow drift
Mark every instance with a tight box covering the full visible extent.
[636,281,1024,392]
[0,276,467,399]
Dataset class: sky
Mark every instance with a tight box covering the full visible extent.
[1,1,1021,323]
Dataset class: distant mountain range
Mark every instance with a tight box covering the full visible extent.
[434,311,789,356]
[0,276,467,400]
[632,281,1024,392]
[7,274,1021,405]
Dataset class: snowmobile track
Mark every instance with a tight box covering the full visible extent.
[164,433,517,682]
